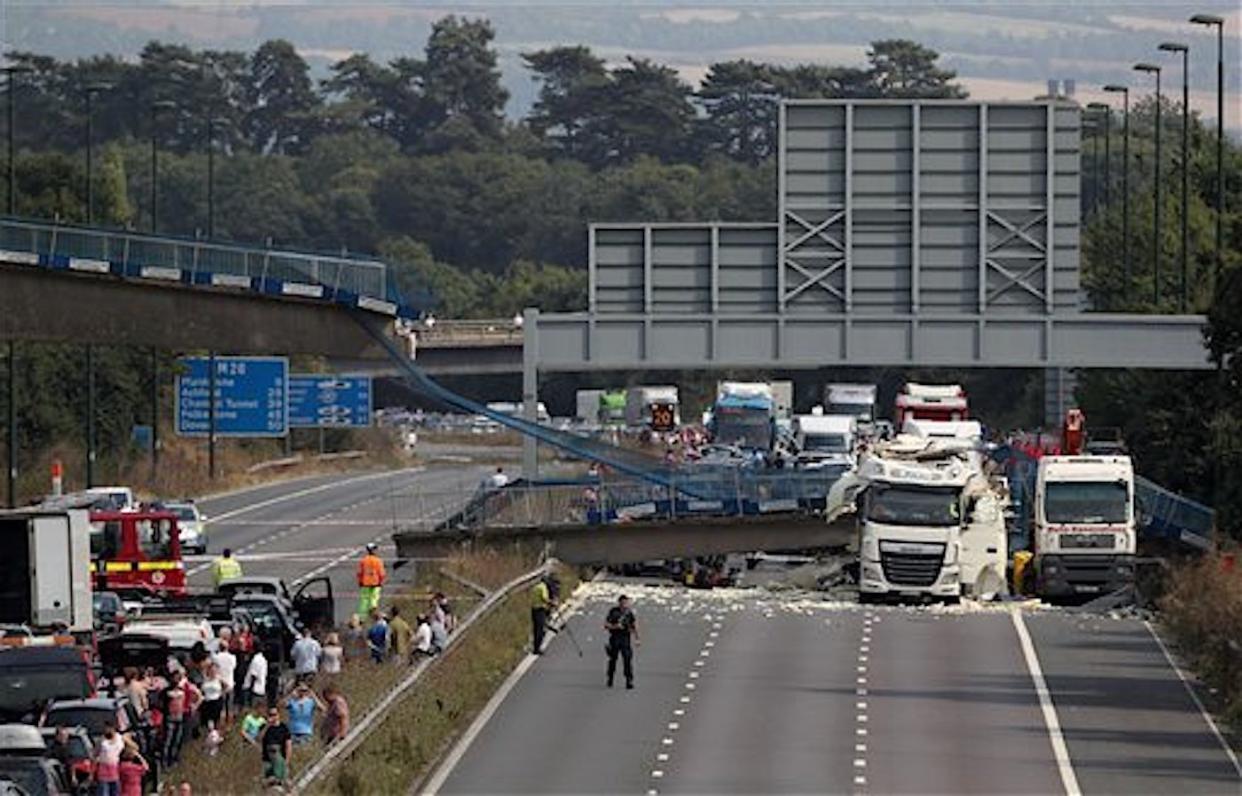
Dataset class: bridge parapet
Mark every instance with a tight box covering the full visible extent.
[0,215,411,318]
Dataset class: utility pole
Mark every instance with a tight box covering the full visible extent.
[86,345,96,488]
[1103,85,1130,302]
[1134,63,1162,307]
[6,341,15,509]
[1159,42,1190,312]
[83,83,111,224]
[1190,13,1225,292]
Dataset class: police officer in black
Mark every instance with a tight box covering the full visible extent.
[604,594,640,689]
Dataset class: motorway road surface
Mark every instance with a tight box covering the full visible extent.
[185,466,488,624]
[437,581,1242,795]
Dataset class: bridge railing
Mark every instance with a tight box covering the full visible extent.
[0,216,405,315]
[392,467,848,532]
[416,319,523,347]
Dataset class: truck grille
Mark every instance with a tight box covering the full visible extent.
[1060,533,1116,550]
[880,552,943,587]
[1062,556,1119,583]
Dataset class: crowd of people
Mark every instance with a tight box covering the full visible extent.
[85,585,455,793]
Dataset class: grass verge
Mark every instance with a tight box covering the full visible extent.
[169,570,479,794]
[1159,552,1242,731]
[314,564,580,795]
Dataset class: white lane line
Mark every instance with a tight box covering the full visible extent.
[661,737,674,746]
[205,468,423,523]
[1011,609,1081,796]
[651,770,664,779]
[657,753,669,762]
[1144,620,1242,778]
[855,743,867,753]
[856,728,867,736]
[668,722,680,731]
[679,696,691,703]
[853,759,866,768]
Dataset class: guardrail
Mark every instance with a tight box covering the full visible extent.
[0,215,415,318]
[293,561,550,792]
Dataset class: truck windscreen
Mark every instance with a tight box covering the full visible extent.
[867,485,959,527]
[1044,482,1129,524]
[828,402,871,420]
[714,412,771,450]
[803,433,848,452]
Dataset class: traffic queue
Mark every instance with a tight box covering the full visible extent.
[0,491,337,795]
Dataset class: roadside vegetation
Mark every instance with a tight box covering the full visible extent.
[317,563,580,795]
[171,567,482,793]
[1159,553,1242,732]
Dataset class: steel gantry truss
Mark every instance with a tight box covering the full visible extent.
[541,99,1208,374]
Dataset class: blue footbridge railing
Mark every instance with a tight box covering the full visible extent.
[0,215,419,319]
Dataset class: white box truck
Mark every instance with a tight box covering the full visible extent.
[825,384,877,423]
[1033,455,1136,598]
[624,386,680,432]
[793,414,856,470]
[0,509,93,634]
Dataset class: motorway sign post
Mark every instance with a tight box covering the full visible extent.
[176,356,288,437]
[288,374,372,428]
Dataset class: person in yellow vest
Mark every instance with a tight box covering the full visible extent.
[356,543,387,616]
[530,576,553,655]
[211,548,243,589]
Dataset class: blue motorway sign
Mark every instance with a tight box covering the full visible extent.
[288,374,372,428]
[175,356,288,437]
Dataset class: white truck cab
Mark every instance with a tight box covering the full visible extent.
[793,414,856,469]
[1033,455,1136,598]
[855,451,971,601]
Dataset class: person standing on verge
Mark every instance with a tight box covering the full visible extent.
[530,576,553,655]
[210,548,242,589]
[290,629,322,685]
[356,543,387,617]
[604,594,640,689]
[388,606,413,662]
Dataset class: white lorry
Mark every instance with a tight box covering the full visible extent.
[895,383,969,425]
[0,509,93,635]
[828,428,1008,601]
[1032,455,1136,598]
[624,386,680,432]
[825,383,877,424]
[793,414,856,470]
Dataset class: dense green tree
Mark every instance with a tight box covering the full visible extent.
[244,40,320,154]
[523,45,610,159]
[420,16,508,143]
[866,39,966,98]
[587,58,697,167]
[698,60,781,165]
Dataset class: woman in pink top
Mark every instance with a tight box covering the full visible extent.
[93,723,124,796]
[117,748,148,796]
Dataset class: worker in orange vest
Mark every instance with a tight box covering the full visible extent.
[357,542,387,616]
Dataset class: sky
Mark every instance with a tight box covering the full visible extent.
[1,1,1238,131]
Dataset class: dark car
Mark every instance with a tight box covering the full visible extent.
[41,698,141,742]
[91,592,125,635]
[0,649,93,724]
[0,757,67,796]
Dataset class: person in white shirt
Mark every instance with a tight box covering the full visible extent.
[242,649,268,709]
[213,645,237,720]
[414,615,434,657]
[290,630,322,683]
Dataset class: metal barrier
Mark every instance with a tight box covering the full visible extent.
[0,215,412,317]
[392,467,849,533]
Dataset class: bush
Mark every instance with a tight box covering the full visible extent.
[1159,553,1242,729]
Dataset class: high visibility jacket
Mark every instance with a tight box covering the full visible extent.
[357,554,386,588]
[530,581,550,610]
[211,556,243,586]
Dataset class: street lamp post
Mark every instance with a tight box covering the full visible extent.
[149,99,176,233]
[1159,42,1190,312]
[83,83,111,224]
[206,114,216,238]
[1134,63,1163,307]
[3,65,34,216]
[1104,85,1131,301]
[1190,13,1225,292]
[1087,103,1112,208]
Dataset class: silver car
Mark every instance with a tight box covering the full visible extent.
[165,501,208,554]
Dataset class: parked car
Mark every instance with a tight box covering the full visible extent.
[41,698,142,741]
[0,648,93,724]
[0,756,68,795]
[37,727,92,788]
[161,501,207,554]
[120,615,212,653]
[91,592,126,635]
